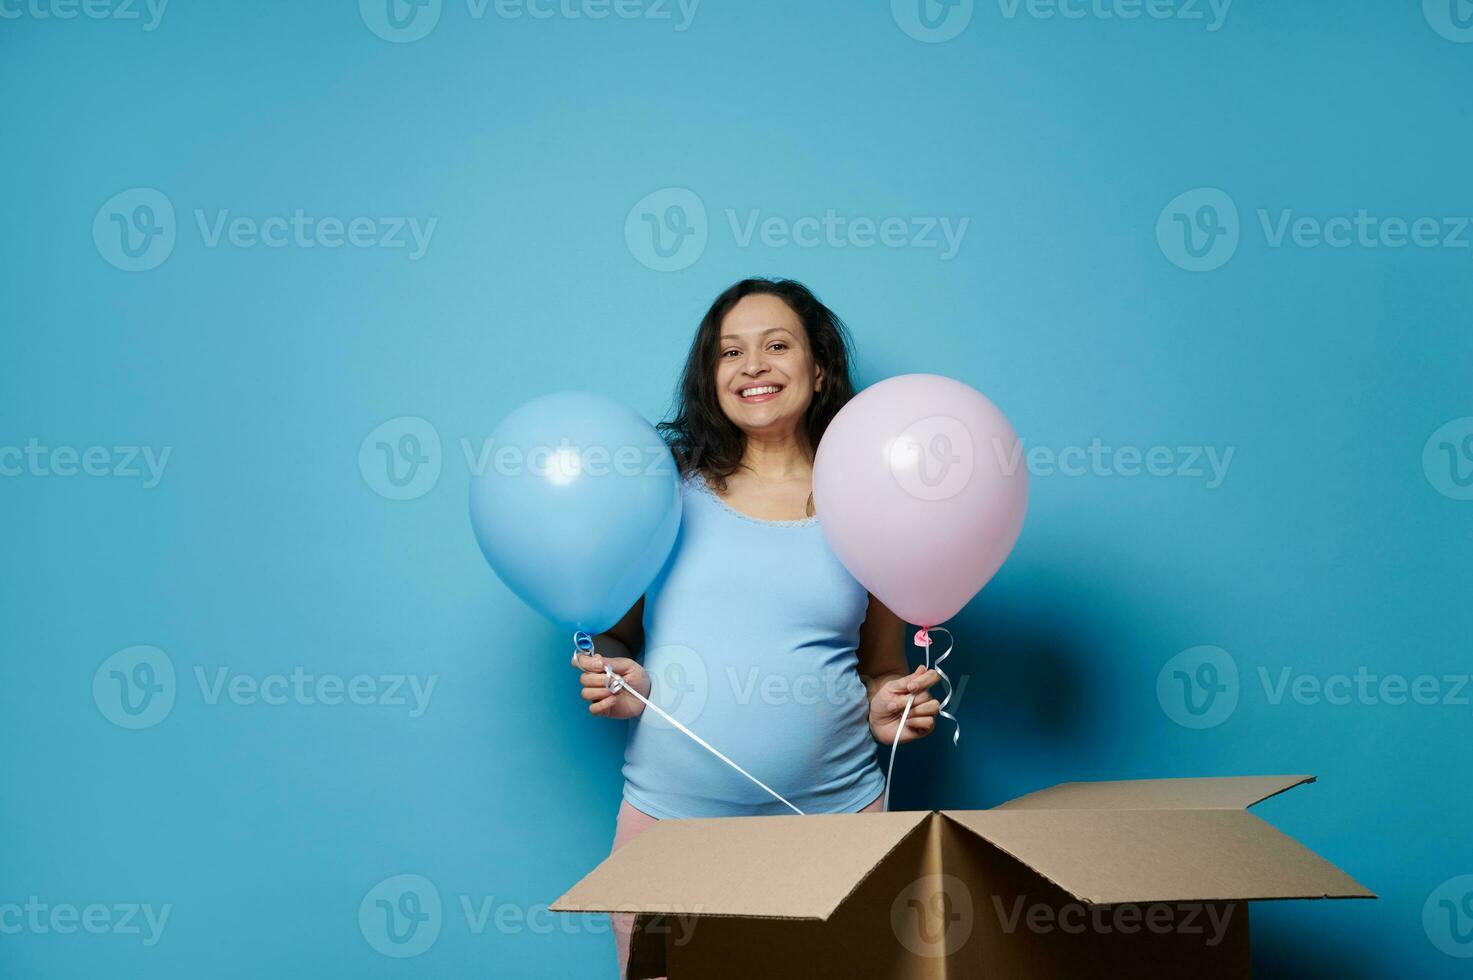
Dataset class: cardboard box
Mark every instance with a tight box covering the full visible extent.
[551,775,1372,978]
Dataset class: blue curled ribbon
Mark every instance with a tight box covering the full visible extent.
[572,629,623,693]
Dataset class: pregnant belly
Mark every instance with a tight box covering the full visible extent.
[623,649,876,815]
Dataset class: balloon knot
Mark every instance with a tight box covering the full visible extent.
[913,628,932,648]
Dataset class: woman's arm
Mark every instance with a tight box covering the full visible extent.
[856,593,942,744]
[592,596,645,661]
[857,592,908,701]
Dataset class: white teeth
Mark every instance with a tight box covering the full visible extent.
[740,385,781,397]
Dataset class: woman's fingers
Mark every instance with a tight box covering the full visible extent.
[573,651,639,717]
[885,666,920,690]
[886,694,942,716]
[883,674,944,710]
[590,692,623,715]
[883,667,942,698]
[905,715,935,732]
[909,697,941,716]
[882,671,918,703]
[574,652,642,678]
[905,668,942,693]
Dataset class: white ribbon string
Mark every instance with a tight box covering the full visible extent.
[882,625,960,812]
[573,634,805,816]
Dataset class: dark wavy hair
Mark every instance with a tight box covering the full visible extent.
[657,278,857,502]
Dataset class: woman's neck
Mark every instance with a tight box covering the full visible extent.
[737,430,812,482]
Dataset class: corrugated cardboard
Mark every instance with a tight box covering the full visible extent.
[551,775,1373,978]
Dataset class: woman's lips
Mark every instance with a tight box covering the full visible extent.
[737,384,784,403]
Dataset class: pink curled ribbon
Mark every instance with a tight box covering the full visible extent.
[883,625,960,811]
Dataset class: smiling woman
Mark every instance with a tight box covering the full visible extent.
[568,277,945,979]
[657,278,858,517]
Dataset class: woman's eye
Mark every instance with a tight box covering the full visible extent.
[722,349,740,358]
[768,343,787,352]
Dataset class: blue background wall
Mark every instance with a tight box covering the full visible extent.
[3,1,1470,976]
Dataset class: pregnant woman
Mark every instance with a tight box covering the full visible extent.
[569,277,944,978]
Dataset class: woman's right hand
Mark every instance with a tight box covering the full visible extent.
[572,650,651,719]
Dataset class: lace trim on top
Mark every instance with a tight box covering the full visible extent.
[686,470,819,528]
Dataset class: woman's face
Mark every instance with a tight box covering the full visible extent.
[714,293,823,440]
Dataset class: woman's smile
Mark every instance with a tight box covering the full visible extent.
[737,383,785,403]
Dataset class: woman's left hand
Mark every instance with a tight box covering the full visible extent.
[868,665,943,745]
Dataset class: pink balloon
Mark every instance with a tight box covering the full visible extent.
[813,374,1029,628]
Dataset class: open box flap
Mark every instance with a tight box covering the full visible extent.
[995,775,1315,811]
[939,808,1375,905]
[550,809,931,919]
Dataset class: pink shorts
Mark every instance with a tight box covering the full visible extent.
[608,792,885,979]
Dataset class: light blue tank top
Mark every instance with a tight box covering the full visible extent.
[621,469,886,819]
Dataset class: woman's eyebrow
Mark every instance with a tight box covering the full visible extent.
[719,327,795,341]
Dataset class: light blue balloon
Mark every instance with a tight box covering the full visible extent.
[469,391,682,635]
